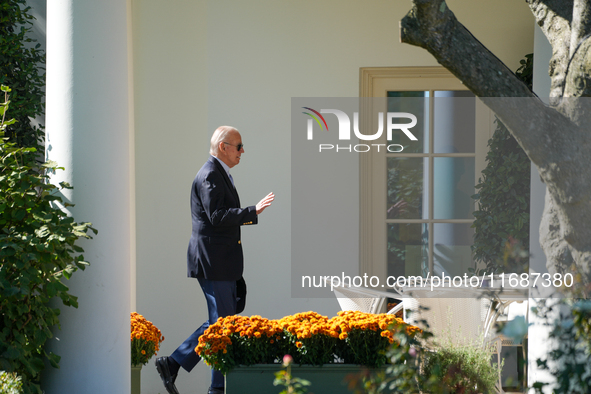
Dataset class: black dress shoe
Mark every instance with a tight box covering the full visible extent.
[207,387,224,394]
[155,357,180,394]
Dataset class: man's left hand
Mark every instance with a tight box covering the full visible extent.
[256,192,275,214]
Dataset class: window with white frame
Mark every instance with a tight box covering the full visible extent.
[359,67,493,281]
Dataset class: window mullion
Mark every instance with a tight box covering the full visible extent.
[428,90,435,275]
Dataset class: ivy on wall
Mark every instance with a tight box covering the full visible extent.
[471,54,533,274]
[0,0,45,149]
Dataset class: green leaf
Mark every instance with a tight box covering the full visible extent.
[45,281,58,298]
[76,260,90,270]
[48,352,61,369]
[29,356,45,373]
[71,244,84,253]
[35,225,50,238]
[41,160,59,169]
[63,265,76,280]
[2,346,20,359]
[11,208,26,221]
[59,181,73,189]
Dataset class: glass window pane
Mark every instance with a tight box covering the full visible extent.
[387,223,429,278]
[433,157,475,219]
[433,91,475,153]
[387,91,429,153]
[387,157,428,219]
[433,223,475,276]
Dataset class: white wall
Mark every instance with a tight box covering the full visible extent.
[132,1,534,393]
[132,1,211,392]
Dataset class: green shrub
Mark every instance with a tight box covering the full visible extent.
[417,312,502,394]
[346,314,502,394]
[420,342,500,394]
[471,54,532,274]
[532,298,591,394]
[0,0,45,149]
[0,86,96,394]
[0,371,23,394]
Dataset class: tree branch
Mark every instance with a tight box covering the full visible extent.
[399,0,575,165]
[526,0,572,98]
[400,0,534,98]
[570,0,591,57]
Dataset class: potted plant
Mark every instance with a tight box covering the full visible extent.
[130,312,164,394]
[195,311,421,394]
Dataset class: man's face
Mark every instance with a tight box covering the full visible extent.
[219,131,244,168]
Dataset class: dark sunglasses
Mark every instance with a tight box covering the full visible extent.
[223,142,244,151]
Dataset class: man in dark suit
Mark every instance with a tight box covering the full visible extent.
[155,126,274,394]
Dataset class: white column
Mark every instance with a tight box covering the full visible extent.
[44,0,132,393]
[528,24,554,393]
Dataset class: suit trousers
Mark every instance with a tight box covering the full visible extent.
[171,277,237,388]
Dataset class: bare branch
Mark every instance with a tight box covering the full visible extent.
[526,0,572,98]
[400,0,534,98]
[526,0,573,36]
[399,0,575,164]
[570,0,591,57]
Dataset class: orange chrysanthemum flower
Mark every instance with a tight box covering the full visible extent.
[131,312,165,367]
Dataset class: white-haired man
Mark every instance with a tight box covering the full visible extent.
[156,126,274,394]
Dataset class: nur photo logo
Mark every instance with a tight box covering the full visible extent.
[301,107,419,153]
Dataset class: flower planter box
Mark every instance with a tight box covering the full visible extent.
[225,364,383,394]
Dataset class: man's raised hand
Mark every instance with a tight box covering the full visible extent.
[256,192,275,215]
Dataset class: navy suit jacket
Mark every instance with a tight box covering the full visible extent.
[187,156,258,281]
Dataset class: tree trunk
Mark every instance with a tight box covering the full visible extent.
[400,0,591,292]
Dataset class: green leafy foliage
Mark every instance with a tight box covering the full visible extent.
[0,0,45,149]
[471,54,533,274]
[130,338,157,367]
[282,330,337,366]
[532,299,591,394]
[273,356,311,394]
[335,326,394,369]
[420,343,500,394]
[346,314,502,394]
[346,326,424,394]
[0,88,96,394]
